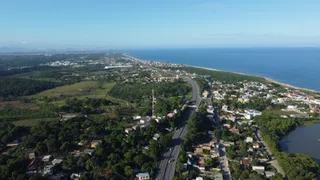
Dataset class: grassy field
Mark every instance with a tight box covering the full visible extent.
[33,81,126,106]
[12,117,59,127]
[263,109,301,116]
[35,81,102,97]
[302,119,320,126]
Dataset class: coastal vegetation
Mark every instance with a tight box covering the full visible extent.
[255,114,320,180]
[182,66,266,83]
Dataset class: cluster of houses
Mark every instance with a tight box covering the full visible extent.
[181,137,223,180]
[25,139,102,179]
[120,68,180,84]
[221,104,262,121]
[43,60,81,67]
[211,79,320,120]
[225,126,277,179]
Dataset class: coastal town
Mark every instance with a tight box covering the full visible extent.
[0,53,319,180]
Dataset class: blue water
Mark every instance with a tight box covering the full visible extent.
[125,48,320,91]
[280,123,320,163]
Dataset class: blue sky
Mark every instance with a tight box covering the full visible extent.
[1,0,320,49]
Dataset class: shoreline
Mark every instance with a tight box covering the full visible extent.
[187,65,318,93]
[124,54,319,93]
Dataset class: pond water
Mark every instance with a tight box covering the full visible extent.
[280,123,320,163]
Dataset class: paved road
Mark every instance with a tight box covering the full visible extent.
[219,146,232,180]
[156,77,201,180]
[256,130,285,176]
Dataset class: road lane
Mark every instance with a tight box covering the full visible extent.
[156,77,201,180]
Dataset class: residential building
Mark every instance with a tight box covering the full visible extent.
[136,172,150,180]
[42,155,52,163]
[83,149,95,155]
[70,172,83,180]
[77,140,89,147]
[245,137,254,143]
[252,166,265,174]
[265,171,276,178]
[223,141,235,147]
[90,140,102,149]
[153,133,160,141]
[252,166,265,171]
[253,143,260,149]
[52,158,64,166]
[26,151,36,160]
[125,128,132,134]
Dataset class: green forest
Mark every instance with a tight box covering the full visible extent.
[108,80,191,104]
[182,66,266,83]
[255,114,320,180]
[0,78,60,99]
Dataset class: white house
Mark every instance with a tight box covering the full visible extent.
[287,105,298,110]
[124,128,132,134]
[42,155,52,163]
[133,116,142,120]
[153,133,160,141]
[244,109,262,119]
[253,143,260,149]
[245,137,254,143]
[52,158,63,166]
[265,171,276,178]
[252,166,265,171]
[70,173,82,180]
[136,172,150,180]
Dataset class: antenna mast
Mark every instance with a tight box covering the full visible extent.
[152,89,156,119]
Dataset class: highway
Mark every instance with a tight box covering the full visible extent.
[156,77,201,180]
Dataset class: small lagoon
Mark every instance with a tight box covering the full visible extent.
[280,123,320,163]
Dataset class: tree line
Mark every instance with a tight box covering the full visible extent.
[0,78,60,99]
[255,114,320,180]
[183,66,266,83]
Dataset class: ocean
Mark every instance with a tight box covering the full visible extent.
[125,48,320,91]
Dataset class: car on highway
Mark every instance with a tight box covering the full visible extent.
[168,159,175,163]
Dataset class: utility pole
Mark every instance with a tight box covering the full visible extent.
[152,89,156,119]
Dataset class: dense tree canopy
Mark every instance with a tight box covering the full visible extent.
[255,114,320,180]
[0,78,60,99]
[109,80,190,103]
[183,67,266,83]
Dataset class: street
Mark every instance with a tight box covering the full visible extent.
[219,146,232,180]
[156,77,201,180]
[256,130,285,176]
